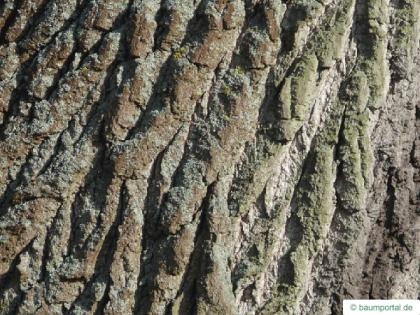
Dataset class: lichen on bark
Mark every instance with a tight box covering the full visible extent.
[0,0,419,314]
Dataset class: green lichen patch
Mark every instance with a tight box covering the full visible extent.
[290,53,318,120]
[337,116,366,211]
[277,78,292,120]
[335,71,374,212]
[344,71,369,113]
[173,46,188,60]
[292,142,335,259]
[311,0,355,68]
[269,52,319,143]
[262,141,336,314]
[228,141,286,217]
[277,119,303,142]
[352,0,389,110]
[390,0,419,77]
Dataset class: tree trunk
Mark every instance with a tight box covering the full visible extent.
[0,0,419,314]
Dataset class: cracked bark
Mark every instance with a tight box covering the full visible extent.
[0,0,419,314]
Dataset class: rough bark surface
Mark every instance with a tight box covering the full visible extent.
[0,0,419,314]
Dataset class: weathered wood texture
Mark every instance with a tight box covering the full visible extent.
[0,0,419,314]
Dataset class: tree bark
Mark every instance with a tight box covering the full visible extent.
[0,0,419,314]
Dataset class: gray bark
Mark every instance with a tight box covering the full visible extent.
[0,0,419,314]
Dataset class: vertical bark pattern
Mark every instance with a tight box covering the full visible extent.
[0,0,419,314]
